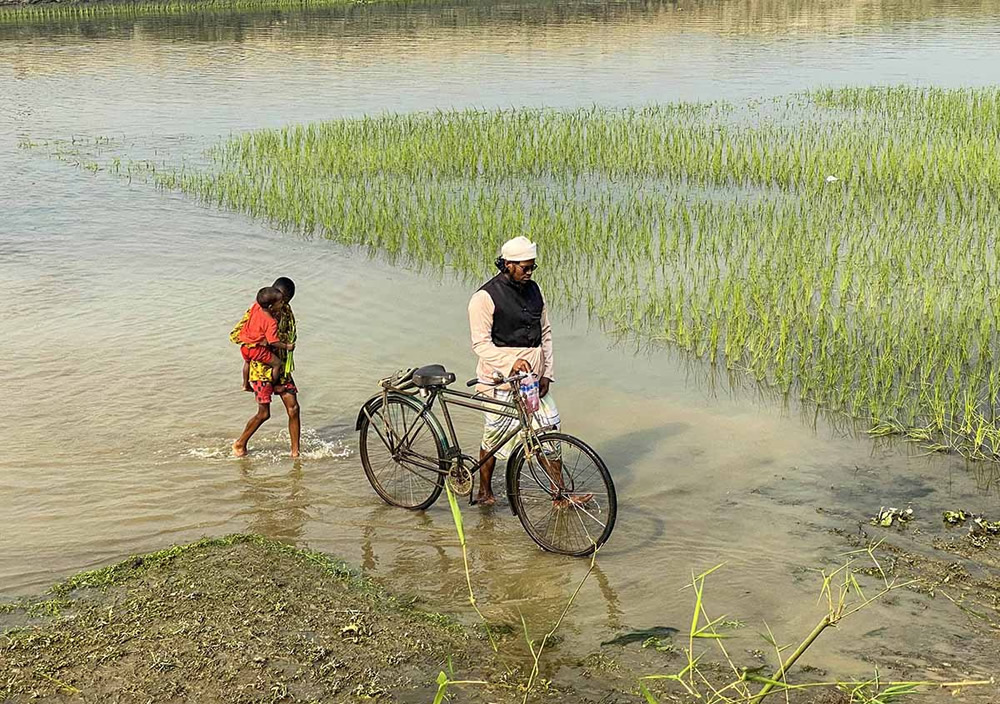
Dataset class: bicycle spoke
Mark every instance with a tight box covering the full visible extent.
[513,433,616,555]
[572,504,597,542]
[368,409,397,453]
[361,397,443,510]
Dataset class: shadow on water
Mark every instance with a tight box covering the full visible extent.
[599,422,689,493]
[969,461,1000,496]
[617,325,1000,503]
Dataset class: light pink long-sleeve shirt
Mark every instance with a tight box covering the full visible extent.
[468,289,555,387]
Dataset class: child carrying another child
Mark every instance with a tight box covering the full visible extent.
[236,287,295,391]
[231,278,301,458]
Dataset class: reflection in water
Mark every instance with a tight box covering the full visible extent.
[361,520,378,571]
[591,563,624,632]
[356,502,623,639]
[359,504,458,588]
[470,509,507,569]
[5,0,1000,46]
[238,459,311,542]
[968,461,1000,497]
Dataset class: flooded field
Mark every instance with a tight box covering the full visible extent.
[2,0,1000,696]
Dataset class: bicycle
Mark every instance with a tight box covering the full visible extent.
[355,364,617,556]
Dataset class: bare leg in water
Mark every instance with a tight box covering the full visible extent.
[540,453,593,507]
[279,388,300,458]
[233,402,270,457]
[476,449,497,506]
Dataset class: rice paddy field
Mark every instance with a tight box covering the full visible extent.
[4,0,1000,698]
[151,88,1000,461]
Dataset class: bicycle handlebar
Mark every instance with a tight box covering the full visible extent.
[467,371,529,388]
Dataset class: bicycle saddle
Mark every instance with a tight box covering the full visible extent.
[412,364,456,388]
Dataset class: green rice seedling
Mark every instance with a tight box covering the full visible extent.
[46,87,1000,461]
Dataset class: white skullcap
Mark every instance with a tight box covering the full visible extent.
[500,236,537,262]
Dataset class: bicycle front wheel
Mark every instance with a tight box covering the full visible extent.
[509,432,617,556]
[358,394,445,510]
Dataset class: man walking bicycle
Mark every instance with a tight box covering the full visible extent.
[468,236,559,506]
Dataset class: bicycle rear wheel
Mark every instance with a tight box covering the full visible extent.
[358,394,445,510]
[508,432,617,556]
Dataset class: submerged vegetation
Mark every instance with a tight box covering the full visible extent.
[135,87,1000,460]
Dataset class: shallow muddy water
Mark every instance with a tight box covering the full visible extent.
[3,0,1000,686]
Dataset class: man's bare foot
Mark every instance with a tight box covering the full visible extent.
[232,442,247,457]
[553,493,594,508]
[476,493,496,507]
[290,449,300,458]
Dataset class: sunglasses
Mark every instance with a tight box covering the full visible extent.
[511,262,539,273]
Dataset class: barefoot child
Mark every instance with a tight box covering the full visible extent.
[231,277,302,458]
[235,287,294,390]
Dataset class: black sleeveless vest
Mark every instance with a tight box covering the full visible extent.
[479,273,544,348]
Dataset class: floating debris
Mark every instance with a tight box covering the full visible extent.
[970,516,1000,536]
[943,510,969,525]
[941,510,1000,534]
[871,506,914,527]
[941,510,1000,547]
[641,636,677,653]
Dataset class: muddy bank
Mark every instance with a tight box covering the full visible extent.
[838,515,1000,691]
[1,532,997,703]
[0,535,532,703]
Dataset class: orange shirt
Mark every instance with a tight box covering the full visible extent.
[238,303,279,347]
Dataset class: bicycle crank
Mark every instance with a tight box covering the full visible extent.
[447,463,473,496]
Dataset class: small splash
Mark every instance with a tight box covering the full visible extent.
[187,428,353,464]
[187,446,230,460]
[298,429,353,461]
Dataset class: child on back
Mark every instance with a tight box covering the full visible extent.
[236,286,295,391]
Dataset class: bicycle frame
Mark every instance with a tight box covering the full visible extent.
[361,379,556,481]
[357,369,617,555]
